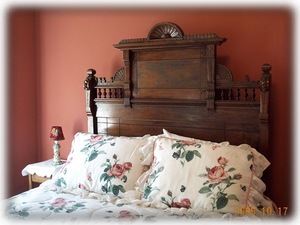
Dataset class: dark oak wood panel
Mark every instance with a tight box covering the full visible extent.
[136,48,201,61]
[137,59,201,89]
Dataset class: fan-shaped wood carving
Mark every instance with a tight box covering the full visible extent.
[216,64,233,81]
[113,67,125,81]
[147,22,184,39]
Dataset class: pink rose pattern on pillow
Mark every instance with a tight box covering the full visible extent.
[53,132,150,198]
[143,137,257,212]
[76,135,133,196]
[161,190,191,209]
[198,156,244,210]
[99,154,133,196]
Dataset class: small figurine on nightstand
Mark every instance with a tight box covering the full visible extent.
[49,126,65,165]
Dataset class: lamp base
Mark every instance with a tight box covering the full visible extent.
[52,141,62,166]
[52,160,63,166]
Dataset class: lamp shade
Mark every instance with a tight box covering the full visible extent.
[49,126,65,141]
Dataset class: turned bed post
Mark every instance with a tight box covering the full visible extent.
[259,64,272,157]
[84,69,98,134]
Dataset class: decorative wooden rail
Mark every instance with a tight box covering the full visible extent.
[216,82,261,102]
[87,67,126,101]
[215,64,271,103]
[96,78,124,99]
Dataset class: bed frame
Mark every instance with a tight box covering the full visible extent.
[83,22,271,158]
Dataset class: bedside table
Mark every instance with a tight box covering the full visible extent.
[22,159,65,189]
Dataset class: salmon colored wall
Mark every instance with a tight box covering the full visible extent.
[7,10,38,197]
[8,8,292,215]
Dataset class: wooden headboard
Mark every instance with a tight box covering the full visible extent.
[83,22,271,157]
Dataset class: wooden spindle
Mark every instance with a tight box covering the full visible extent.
[251,88,256,101]
[244,89,248,101]
[228,88,232,100]
[220,89,224,100]
[236,88,240,100]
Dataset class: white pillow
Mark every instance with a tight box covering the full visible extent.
[52,132,150,197]
[162,129,270,177]
[142,136,272,215]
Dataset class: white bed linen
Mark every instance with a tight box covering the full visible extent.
[3,180,275,224]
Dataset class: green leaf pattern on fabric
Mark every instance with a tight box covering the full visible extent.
[80,135,115,162]
[55,177,66,187]
[143,160,164,199]
[171,140,201,166]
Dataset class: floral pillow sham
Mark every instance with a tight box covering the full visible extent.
[52,132,94,193]
[141,136,272,214]
[162,129,270,178]
[52,132,150,197]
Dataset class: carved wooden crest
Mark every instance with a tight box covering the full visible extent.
[147,22,184,39]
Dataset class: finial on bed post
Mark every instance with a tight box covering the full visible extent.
[84,69,98,134]
[260,64,272,92]
[84,69,97,90]
[259,63,272,157]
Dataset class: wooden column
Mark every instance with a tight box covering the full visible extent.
[123,50,131,107]
[259,63,272,157]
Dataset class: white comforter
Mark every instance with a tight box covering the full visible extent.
[3,180,274,224]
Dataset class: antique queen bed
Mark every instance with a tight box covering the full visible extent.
[4,22,276,223]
